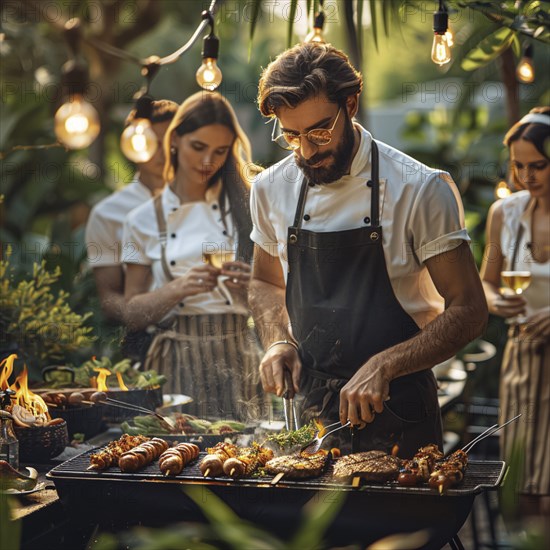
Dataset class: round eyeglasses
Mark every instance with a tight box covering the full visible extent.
[271,107,342,151]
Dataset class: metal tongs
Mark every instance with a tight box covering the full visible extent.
[300,420,352,454]
[459,413,522,454]
[282,369,299,431]
[95,393,177,431]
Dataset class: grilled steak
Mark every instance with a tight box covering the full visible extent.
[333,450,402,483]
[265,451,329,479]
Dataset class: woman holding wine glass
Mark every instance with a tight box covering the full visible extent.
[480,106,550,522]
[122,91,267,421]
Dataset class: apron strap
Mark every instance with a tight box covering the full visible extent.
[510,222,525,270]
[370,140,380,227]
[293,176,311,229]
[291,137,381,231]
[153,193,175,282]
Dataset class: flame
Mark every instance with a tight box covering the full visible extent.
[0,354,16,389]
[391,444,400,457]
[0,355,50,420]
[13,365,50,419]
[94,367,129,392]
[314,418,326,437]
[115,372,129,391]
[94,368,112,392]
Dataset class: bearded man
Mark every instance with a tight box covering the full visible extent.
[248,43,487,457]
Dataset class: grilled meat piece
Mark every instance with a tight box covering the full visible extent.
[223,443,274,478]
[159,443,200,476]
[89,434,149,470]
[333,450,402,483]
[265,450,329,479]
[119,438,169,472]
[200,442,239,477]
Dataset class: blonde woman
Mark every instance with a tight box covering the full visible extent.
[481,106,550,522]
[122,92,266,421]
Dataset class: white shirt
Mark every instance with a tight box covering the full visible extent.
[499,190,550,317]
[250,125,470,328]
[85,177,152,267]
[122,183,247,317]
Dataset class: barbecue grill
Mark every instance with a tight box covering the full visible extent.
[47,447,506,549]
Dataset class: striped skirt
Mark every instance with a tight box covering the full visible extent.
[144,313,269,422]
[499,326,550,495]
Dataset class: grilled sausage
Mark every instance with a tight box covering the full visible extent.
[223,457,246,478]
[199,454,224,477]
[119,438,168,472]
[158,443,200,476]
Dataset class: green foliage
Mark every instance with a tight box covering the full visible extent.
[461,27,516,71]
[0,248,95,369]
[0,494,21,550]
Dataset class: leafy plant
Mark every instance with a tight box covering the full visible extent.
[93,485,346,550]
[0,248,95,372]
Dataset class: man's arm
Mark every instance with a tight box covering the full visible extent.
[249,244,301,396]
[339,241,488,426]
[92,266,126,324]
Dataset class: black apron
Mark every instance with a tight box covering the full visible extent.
[286,140,443,458]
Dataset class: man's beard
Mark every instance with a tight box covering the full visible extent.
[295,115,356,185]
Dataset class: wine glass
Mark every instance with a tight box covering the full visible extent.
[500,270,531,324]
[202,247,236,304]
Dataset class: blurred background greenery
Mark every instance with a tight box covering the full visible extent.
[1,0,549,379]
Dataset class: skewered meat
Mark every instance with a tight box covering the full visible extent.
[429,449,468,493]
[398,443,445,485]
[158,443,200,476]
[89,434,148,470]
[223,443,274,478]
[265,450,329,479]
[199,442,239,477]
[333,451,402,483]
[119,438,169,472]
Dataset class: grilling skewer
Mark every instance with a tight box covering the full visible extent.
[460,413,521,454]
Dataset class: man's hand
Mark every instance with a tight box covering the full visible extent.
[339,354,390,426]
[259,343,302,397]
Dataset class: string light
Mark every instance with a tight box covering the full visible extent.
[516,43,535,83]
[196,11,222,90]
[54,19,100,149]
[431,1,451,66]
[305,10,326,44]
[120,95,159,163]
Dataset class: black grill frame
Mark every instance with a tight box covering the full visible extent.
[47,446,506,549]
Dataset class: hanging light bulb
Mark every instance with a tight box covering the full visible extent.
[55,94,100,149]
[54,19,100,149]
[196,12,222,91]
[431,1,451,65]
[305,11,326,44]
[196,58,222,91]
[120,95,158,163]
[516,43,535,84]
[495,180,512,199]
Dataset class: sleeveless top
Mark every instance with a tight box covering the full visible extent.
[500,190,550,318]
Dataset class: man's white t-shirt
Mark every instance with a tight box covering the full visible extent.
[250,125,470,329]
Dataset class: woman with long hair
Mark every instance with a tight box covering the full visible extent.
[122,91,266,421]
[481,106,550,524]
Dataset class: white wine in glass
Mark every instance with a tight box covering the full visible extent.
[202,250,236,269]
[500,270,531,324]
[501,271,531,294]
[202,248,236,305]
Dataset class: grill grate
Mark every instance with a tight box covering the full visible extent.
[48,447,506,496]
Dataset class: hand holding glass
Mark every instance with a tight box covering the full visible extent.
[500,270,531,324]
[203,249,236,304]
